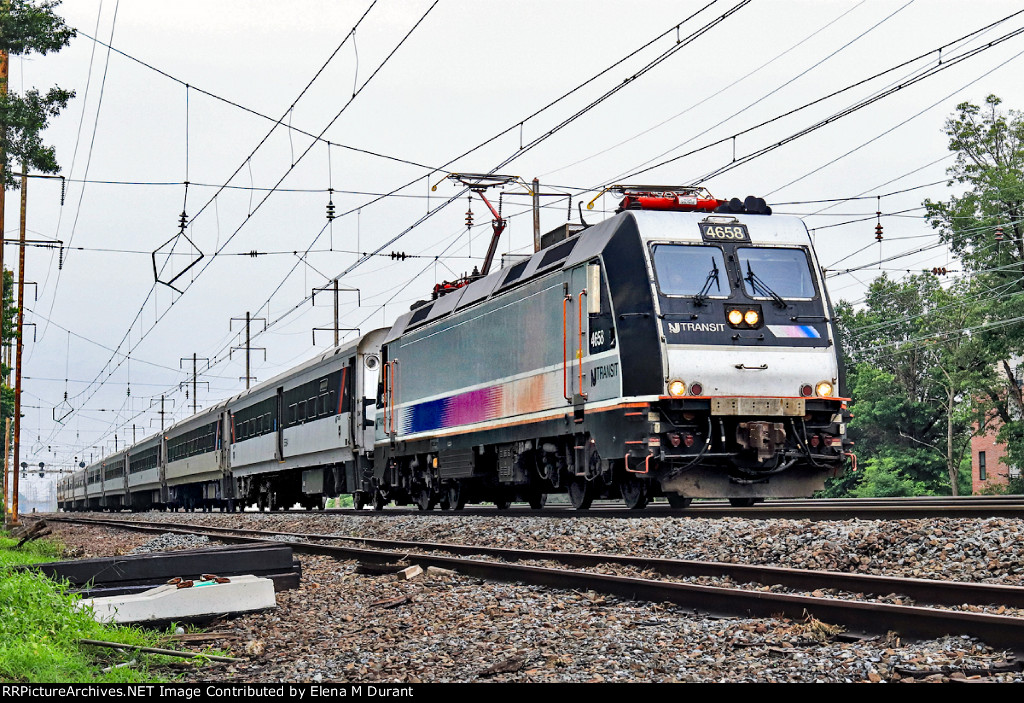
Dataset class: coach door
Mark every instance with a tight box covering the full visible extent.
[276,387,285,461]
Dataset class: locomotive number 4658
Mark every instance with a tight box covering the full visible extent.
[699,222,750,242]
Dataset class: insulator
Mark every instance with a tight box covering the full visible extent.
[874,221,883,242]
[465,210,473,228]
[326,198,335,221]
[995,226,1005,242]
[179,210,188,231]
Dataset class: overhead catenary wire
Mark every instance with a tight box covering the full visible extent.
[50,2,442,450]
[94,1,753,427]
[608,10,1024,184]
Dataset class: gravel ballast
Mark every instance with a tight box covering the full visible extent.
[42,512,1024,683]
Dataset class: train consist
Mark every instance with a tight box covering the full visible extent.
[57,187,852,512]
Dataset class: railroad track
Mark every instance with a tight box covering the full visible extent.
[80,494,1024,521]
[47,514,1024,658]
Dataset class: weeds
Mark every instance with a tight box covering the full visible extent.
[0,531,201,683]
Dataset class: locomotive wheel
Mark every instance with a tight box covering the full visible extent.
[568,478,593,510]
[666,493,692,509]
[416,487,435,512]
[352,492,365,510]
[373,490,386,511]
[620,475,648,510]
[447,483,466,511]
[494,494,512,510]
[729,497,757,507]
[528,491,547,510]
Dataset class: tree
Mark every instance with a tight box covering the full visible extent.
[925,95,1024,479]
[0,0,75,189]
[832,274,991,496]
[0,1,74,499]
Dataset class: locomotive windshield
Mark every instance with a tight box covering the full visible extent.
[652,244,729,297]
[737,247,817,300]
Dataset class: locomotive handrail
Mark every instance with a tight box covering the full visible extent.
[389,360,398,437]
[383,361,393,436]
[563,293,572,401]
[578,289,588,400]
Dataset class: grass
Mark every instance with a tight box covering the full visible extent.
[0,533,64,567]
[0,531,216,683]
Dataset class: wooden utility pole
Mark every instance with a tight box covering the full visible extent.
[0,47,7,386]
[10,163,25,525]
[2,418,8,519]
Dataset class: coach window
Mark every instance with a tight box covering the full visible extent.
[979,451,987,480]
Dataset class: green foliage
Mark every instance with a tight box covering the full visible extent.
[0,0,76,189]
[0,86,74,184]
[0,532,179,682]
[833,96,1024,496]
[0,0,74,56]
[0,532,62,566]
[0,567,168,682]
[849,455,936,498]
[924,95,1024,276]
[923,95,1024,479]
[835,273,988,495]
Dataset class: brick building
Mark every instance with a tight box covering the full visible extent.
[971,413,1020,494]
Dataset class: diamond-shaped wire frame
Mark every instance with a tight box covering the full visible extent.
[52,398,74,424]
[151,228,205,293]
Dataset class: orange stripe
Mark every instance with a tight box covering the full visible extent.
[338,367,348,414]
[659,395,850,401]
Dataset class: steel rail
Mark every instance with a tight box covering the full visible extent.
[48,515,1024,608]
[46,515,1024,654]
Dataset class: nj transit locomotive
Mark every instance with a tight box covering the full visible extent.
[58,188,852,512]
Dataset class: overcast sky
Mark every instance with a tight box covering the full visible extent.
[8,0,1024,477]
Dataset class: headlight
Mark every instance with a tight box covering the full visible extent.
[816,381,834,397]
[743,309,759,326]
[668,380,686,397]
[727,309,744,326]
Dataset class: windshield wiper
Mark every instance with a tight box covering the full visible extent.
[692,259,721,306]
[745,262,787,308]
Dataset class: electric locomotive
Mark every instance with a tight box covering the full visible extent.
[370,186,851,510]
